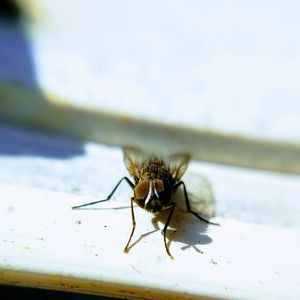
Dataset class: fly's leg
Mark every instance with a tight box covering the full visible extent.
[163,202,176,259]
[124,197,136,253]
[174,181,220,226]
[72,177,134,209]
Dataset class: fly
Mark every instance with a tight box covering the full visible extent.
[72,147,219,258]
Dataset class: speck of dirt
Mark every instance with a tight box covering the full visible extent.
[7,206,14,213]
[104,225,107,228]
[20,246,30,250]
[71,186,81,192]
[75,220,82,225]
[131,264,141,274]
[210,258,218,265]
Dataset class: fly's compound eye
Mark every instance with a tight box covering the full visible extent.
[134,180,150,200]
[154,179,164,193]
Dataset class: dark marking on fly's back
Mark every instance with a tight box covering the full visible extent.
[141,158,175,184]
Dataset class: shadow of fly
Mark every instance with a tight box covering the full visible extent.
[72,147,219,259]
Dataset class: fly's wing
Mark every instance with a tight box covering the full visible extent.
[166,153,190,182]
[173,172,216,218]
[166,153,216,218]
[123,147,146,178]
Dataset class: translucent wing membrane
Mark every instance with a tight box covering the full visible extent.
[123,147,145,178]
[173,172,216,218]
[167,153,190,182]
[123,147,190,182]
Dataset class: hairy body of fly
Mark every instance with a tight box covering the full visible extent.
[140,158,173,181]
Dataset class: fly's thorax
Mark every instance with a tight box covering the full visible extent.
[141,159,173,181]
[133,177,174,213]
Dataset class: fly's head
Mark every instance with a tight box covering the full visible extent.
[134,178,172,213]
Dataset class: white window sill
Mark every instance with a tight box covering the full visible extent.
[0,127,299,299]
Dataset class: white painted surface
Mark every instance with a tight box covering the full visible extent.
[0,125,300,299]
[0,182,300,300]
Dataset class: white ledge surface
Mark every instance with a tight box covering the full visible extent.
[0,125,300,299]
[1,183,300,299]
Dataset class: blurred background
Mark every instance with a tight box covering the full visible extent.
[1,0,300,172]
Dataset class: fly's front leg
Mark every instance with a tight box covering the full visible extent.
[174,181,220,226]
[163,203,176,259]
[124,197,136,253]
[72,177,134,209]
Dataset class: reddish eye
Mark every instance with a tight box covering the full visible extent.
[154,179,164,193]
[135,180,150,199]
